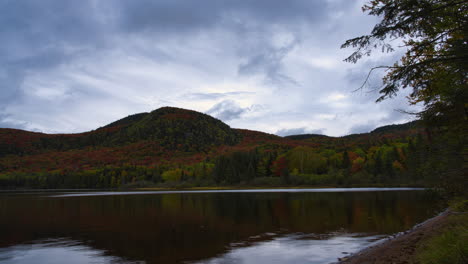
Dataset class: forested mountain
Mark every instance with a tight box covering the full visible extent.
[0,107,437,189]
[0,107,240,156]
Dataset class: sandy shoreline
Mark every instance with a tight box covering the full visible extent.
[337,210,451,264]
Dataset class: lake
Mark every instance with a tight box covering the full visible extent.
[0,188,442,264]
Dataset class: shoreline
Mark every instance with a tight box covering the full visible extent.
[0,185,427,193]
[338,209,454,264]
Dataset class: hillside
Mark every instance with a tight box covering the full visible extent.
[0,107,431,189]
[0,107,240,157]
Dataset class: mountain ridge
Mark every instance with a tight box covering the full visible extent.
[0,107,421,158]
[0,106,428,189]
[0,106,419,142]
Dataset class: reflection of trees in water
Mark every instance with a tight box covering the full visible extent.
[0,191,440,263]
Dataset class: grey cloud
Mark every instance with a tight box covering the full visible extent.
[0,0,409,137]
[184,92,255,100]
[0,0,110,122]
[0,0,330,130]
[0,69,22,102]
[238,39,300,87]
[0,112,29,130]
[206,100,249,122]
[0,0,107,62]
[117,0,325,88]
[117,0,329,33]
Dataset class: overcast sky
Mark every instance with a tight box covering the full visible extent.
[0,0,420,136]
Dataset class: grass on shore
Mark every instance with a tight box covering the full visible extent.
[415,200,468,264]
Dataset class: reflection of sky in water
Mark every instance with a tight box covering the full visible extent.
[0,239,144,264]
[194,233,385,264]
[0,234,385,264]
[49,188,425,197]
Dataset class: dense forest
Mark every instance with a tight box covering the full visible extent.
[0,107,450,191]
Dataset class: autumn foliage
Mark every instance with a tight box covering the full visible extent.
[0,107,431,189]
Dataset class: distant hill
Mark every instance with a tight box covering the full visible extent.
[96,107,240,150]
[280,120,424,153]
[371,120,421,134]
[0,107,241,156]
[285,121,421,141]
[0,108,422,158]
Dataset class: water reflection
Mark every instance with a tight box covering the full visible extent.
[48,188,425,197]
[0,190,441,264]
[196,233,385,264]
[0,239,143,264]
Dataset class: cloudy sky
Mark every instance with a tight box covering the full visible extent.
[0,0,419,136]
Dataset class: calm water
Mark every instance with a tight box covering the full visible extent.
[0,188,442,264]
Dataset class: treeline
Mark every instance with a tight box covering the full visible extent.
[0,163,215,189]
[211,132,434,187]
[0,131,438,189]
